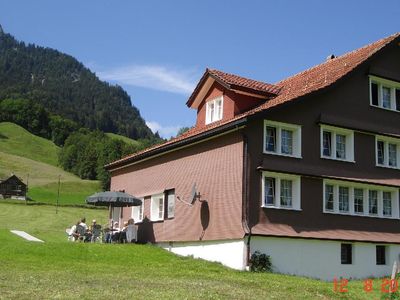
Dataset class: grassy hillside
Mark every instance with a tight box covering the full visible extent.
[0,122,59,166]
[0,202,385,299]
[106,132,140,146]
[0,122,101,204]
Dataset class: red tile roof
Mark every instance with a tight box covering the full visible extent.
[208,69,282,95]
[186,68,280,108]
[107,33,400,170]
[251,32,400,114]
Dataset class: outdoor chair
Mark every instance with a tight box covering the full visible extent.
[66,228,75,242]
[75,224,86,242]
[91,224,102,243]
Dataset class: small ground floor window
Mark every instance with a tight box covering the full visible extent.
[376,245,386,265]
[341,243,352,264]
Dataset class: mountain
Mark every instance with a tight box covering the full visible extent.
[0,26,154,140]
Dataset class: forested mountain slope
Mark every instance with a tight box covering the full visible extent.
[0,25,154,140]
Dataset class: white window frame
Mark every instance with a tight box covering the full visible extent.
[369,75,400,113]
[323,179,399,219]
[320,125,354,162]
[263,120,302,158]
[261,171,301,210]
[375,135,400,170]
[205,96,223,124]
[131,198,144,223]
[111,207,121,223]
[150,193,164,221]
[166,189,175,219]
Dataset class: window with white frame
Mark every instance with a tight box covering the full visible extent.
[376,135,400,169]
[354,188,364,214]
[165,189,175,219]
[368,190,378,215]
[370,75,400,112]
[323,179,399,219]
[131,198,144,223]
[383,192,392,217]
[263,120,302,158]
[150,193,164,221]
[262,171,301,210]
[338,186,349,213]
[320,125,354,162]
[205,96,223,124]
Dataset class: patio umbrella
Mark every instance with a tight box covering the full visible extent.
[86,191,142,207]
[86,191,142,242]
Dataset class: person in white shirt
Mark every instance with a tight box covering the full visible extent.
[79,217,88,231]
[125,218,137,243]
[67,220,79,241]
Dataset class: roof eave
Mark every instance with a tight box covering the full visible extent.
[186,69,212,108]
[106,117,248,171]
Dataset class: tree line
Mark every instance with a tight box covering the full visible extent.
[0,97,162,189]
[0,98,78,146]
[59,129,156,190]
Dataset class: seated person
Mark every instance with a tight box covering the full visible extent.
[79,217,88,231]
[125,218,137,243]
[84,228,92,242]
[111,221,121,243]
[119,221,128,243]
[104,221,119,243]
[90,220,102,242]
[67,221,80,241]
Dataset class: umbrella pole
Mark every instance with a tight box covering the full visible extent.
[109,204,112,244]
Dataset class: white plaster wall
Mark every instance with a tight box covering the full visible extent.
[159,239,246,270]
[251,236,400,281]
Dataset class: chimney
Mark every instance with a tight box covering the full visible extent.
[326,54,336,61]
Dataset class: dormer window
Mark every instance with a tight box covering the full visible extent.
[205,96,223,124]
[370,75,400,112]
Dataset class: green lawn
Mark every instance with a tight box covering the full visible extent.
[28,180,102,205]
[0,122,101,205]
[0,202,388,299]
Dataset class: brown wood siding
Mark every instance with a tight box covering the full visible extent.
[245,42,400,238]
[112,131,244,243]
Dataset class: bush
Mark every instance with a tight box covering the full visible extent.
[250,251,272,272]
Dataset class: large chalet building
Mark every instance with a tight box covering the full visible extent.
[107,33,400,280]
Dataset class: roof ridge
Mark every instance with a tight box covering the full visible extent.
[207,68,281,95]
[275,32,400,86]
[107,33,400,169]
[208,68,274,86]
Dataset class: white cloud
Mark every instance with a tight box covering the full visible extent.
[146,121,181,139]
[97,64,197,95]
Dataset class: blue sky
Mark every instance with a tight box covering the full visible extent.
[0,1,399,138]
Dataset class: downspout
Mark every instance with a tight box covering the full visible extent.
[241,132,252,268]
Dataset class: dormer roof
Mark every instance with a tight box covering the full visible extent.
[186,68,280,109]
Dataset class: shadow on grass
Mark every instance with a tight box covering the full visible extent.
[0,133,8,139]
